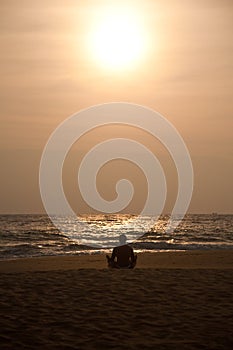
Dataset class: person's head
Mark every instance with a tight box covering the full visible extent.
[119,234,127,245]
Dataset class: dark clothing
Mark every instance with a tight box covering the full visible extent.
[107,245,137,269]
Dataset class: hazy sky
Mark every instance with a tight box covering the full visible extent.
[0,0,233,214]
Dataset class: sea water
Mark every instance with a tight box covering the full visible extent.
[0,214,232,259]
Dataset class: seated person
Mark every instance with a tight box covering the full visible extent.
[106,234,137,269]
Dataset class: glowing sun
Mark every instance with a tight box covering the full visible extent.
[89,9,147,70]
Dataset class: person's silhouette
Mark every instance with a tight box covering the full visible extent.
[106,234,137,269]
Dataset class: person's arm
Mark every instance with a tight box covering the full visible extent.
[130,247,135,262]
[111,247,116,261]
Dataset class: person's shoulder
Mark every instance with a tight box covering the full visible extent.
[115,244,132,251]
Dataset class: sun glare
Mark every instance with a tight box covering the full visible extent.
[89,8,147,70]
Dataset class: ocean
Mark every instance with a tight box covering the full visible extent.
[0,214,232,260]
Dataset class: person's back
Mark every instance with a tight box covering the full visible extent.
[111,244,135,267]
[106,234,137,269]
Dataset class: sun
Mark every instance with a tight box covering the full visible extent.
[89,8,147,70]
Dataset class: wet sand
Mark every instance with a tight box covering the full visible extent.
[0,251,233,349]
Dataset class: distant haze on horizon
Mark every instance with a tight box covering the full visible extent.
[0,0,232,214]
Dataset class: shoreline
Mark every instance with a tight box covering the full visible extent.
[1,250,232,273]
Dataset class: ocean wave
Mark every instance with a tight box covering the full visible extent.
[1,214,233,259]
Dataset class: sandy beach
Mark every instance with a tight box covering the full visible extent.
[0,251,233,349]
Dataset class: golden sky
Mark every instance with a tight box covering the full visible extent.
[0,0,233,213]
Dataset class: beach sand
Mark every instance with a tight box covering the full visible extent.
[0,251,233,349]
